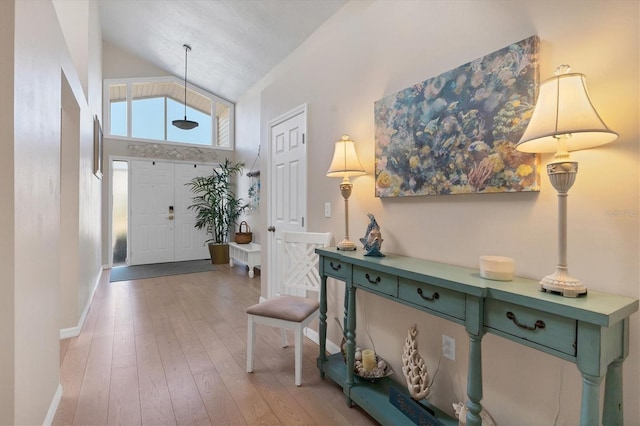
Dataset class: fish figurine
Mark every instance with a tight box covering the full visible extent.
[360,213,385,257]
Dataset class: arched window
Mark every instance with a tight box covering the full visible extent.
[103,77,234,150]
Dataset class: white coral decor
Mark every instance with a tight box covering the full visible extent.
[401,324,431,400]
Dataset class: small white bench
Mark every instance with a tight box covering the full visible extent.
[229,242,261,278]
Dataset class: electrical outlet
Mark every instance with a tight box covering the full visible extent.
[442,335,455,361]
[324,202,331,218]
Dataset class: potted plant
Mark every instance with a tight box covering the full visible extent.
[186,159,246,264]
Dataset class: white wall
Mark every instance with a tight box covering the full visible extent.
[0,0,103,423]
[237,1,639,424]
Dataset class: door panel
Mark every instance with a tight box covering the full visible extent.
[130,160,174,265]
[129,161,210,265]
[268,107,307,298]
[174,163,210,261]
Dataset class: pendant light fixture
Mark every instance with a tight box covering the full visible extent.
[172,44,199,130]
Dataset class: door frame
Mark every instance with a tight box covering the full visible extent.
[266,104,308,298]
[106,155,218,267]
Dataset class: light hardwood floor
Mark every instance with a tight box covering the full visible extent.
[53,265,376,425]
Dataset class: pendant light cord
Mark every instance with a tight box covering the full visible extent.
[183,44,190,119]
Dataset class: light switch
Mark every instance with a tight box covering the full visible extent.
[324,202,331,218]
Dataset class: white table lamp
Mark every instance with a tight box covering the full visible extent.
[517,65,618,297]
[327,135,366,250]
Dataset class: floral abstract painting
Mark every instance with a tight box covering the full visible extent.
[374,36,540,197]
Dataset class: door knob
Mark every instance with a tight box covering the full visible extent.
[168,215,174,220]
[267,226,275,232]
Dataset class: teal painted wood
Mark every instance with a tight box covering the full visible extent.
[398,277,466,320]
[315,248,638,426]
[485,298,577,356]
[353,266,398,296]
[321,354,457,426]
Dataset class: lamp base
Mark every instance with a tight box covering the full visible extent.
[337,239,357,251]
[539,268,587,297]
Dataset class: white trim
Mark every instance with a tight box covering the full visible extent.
[59,267,103,339]
[103,76,235,150]
[303,327,341,354]
[43,384,62,426]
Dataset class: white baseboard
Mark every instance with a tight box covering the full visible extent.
[43,384,62,426]
[304,327,340,354]
[59,266,103,339]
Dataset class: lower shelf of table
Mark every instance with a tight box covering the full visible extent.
[319,353,457,426]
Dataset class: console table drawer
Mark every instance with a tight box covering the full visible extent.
[353,267,398,297]
[323,258,349,280]
[485,299,576,356]
[398,278,466,320]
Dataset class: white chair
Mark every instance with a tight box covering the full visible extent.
[246,231,331,386]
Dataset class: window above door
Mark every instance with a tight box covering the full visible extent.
[104,77,234,150]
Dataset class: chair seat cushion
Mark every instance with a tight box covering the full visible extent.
[246,296,319,322]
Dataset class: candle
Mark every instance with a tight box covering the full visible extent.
[362,349,376,371]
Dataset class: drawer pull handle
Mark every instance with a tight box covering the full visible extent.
[417,288,440,301]
[506,311,545,331]
[365,274,381,284]
[329,262,342,271]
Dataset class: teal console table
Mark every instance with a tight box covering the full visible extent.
[315,248,638,426]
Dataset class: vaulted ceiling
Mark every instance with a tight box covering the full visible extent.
[98,0,348,103]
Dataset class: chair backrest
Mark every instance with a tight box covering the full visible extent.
[282,231,331,294]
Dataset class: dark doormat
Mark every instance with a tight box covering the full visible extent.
[109,259,217,282]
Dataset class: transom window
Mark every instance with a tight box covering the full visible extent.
[104,77,234,149]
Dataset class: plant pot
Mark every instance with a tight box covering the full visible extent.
[208,243,229,264]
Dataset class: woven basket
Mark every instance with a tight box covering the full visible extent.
[234,221,252,244]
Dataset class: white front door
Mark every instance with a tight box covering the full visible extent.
[130,160,175,265]
[268,105,307,298]
[174,163,210,261]
[129,160,210,265]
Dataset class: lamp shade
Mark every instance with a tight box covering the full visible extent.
[517,67,618,153]
[326,135,366,178]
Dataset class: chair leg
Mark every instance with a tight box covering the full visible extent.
[281,328,288,348]
[247,316,255,373]
[294,325,303,386]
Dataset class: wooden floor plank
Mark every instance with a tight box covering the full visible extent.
[136,331,177,426]
[55,265,375,426]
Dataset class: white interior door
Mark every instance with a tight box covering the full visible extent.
[130,160,175,265]
[268,105,307,298]
[174,163,210,261]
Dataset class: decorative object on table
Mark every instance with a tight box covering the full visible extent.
[453,401,496,426]
[479,255,515,281]
[335,319,392,380]
[234,221,252,244]
[516,65,617,297]
[374,36,540,197]
[186,159,246,264]
[326,134,366,250]
[172,44,199,130]
[401,324,431,400]
[246,145,261,211]
[360,213,385,257]
[354,348,392,380]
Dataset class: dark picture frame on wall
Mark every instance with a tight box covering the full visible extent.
[93,114,103,179]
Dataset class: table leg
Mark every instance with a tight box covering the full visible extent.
[580,373,603,426]
[466,333,483,426]
[603,358,624,426]
[318,275,328,375]
[344,283,356,406]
